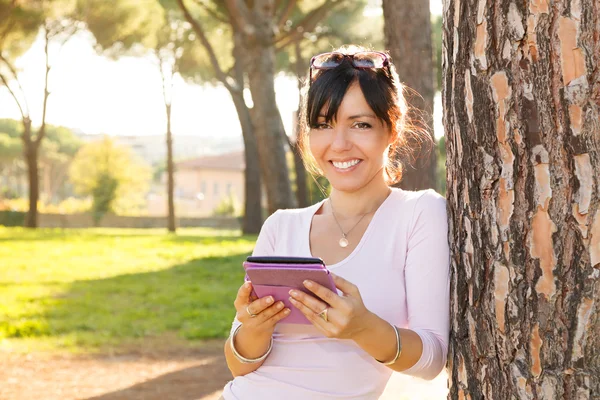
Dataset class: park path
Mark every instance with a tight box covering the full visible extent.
[0,339,447,400]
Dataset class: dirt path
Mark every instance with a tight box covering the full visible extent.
[0,339,447,400]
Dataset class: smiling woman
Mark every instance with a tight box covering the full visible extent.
[221,45,449,400]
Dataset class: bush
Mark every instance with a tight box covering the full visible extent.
[0,210,25,226]
[213,194,239,217]
[91,172,119,225]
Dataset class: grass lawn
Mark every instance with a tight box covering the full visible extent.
[0,227,255,353]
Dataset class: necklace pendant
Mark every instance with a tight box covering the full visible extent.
[339,237,349,248]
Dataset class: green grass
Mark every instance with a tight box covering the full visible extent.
[0,227,255,352]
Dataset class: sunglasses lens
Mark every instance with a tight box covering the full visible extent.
[312,53,345,68]
[353,52,386,68]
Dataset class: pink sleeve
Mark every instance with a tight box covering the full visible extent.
[401,190,450,380]
[229,211,280,336]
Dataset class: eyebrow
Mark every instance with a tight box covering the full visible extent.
[317,113,376,119]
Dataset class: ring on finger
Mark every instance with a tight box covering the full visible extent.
[246,305,258,318]
[317,307,329,322]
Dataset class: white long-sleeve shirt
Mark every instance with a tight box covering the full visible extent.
[223,188,450,399]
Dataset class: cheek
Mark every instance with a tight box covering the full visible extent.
[308,134,325,159]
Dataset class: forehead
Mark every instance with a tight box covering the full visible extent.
[320,83,373,118]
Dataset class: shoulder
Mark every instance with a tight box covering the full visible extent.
[394,188,446,214]
[393,189,447,234]
[260,202,322,232]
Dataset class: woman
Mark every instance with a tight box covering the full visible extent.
[221,46,450,399]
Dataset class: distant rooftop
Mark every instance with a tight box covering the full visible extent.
[176,151,245,171]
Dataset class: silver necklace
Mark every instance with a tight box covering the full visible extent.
[329,199,371,248]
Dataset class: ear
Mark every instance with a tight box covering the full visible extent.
[387,126,398,146]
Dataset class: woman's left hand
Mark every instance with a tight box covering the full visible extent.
[289,273,372,340]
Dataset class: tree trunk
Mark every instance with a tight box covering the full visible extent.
[231,31,263,235]
[382,0,437,191]
[243,2,296,214]
[293,41,309,208]
[444,0,600,397]
[292,137,309,208]
[166,103,176,233]
[23,120,38,228]
[230,90,264,234]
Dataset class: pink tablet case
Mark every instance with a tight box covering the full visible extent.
[243,259,336,324]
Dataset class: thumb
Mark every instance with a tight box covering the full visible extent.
[243,281,257,303]
[331,273,359,297]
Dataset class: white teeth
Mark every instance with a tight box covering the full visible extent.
[332,159,360,169]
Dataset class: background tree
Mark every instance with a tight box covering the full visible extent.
[0,118,81,204]
[444,0,599,397]
[154,12,193,233]
[69,137,151,218]
[0,0,83,227]
[176,0,355,217]
[383,0,437,191]
[78,0,181,230]
[39,125,82,203]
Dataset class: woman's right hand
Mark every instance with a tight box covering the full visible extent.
[234,281,290,336]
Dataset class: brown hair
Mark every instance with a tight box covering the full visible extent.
[297,45,432,186]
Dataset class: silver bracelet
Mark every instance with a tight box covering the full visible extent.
[229,324,273,364]
[376,323,402,366]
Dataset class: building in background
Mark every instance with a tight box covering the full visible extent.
[148,151,245,217]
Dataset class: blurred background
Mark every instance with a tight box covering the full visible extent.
[1,0,448,398]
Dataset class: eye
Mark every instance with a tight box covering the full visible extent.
[313,122,332,130]
[352,122,372,129]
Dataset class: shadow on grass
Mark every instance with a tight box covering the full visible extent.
[84,356,229,400]
[9,251,251,351]
[0,228,248,244]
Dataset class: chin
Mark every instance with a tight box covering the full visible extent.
[326,177,370,193]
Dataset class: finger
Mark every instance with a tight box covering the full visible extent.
[246,295,275,316]
[260,301,291,325]
[331,273,360,296]
[234,281,254,308]
[288,289,329,315]
[289,296,330,331]
[302,280,343,308]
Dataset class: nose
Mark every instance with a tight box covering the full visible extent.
[330,126,352,152]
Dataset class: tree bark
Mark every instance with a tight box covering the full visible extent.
[382,0,437,191]
[444,0,600,397]
[23,119,39,228]
[293,40,309,208]
[232,31,263,235]
[166,102,176,233]
[240,0,296,214]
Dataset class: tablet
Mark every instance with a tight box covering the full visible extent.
[243,256,337,324]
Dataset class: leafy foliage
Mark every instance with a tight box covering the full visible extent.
[432,14,443,92]
[68,136,151,215]
[79,0,165,57]
[212,194,239,217]
[91,171,119,224]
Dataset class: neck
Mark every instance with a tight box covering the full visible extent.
[328,177,391,219]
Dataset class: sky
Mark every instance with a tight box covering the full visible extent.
[0,1,444,141]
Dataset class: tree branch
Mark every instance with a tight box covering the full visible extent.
[0,51,30,117]
[191,0,229,24]
[223,0,255,36]
[175,0,236,92]
[0,71,27,121]
[276,0,297,31]
[36,25,51,147]
[275,0,338,46]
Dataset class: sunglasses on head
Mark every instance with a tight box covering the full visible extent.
[309,51,389,83]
